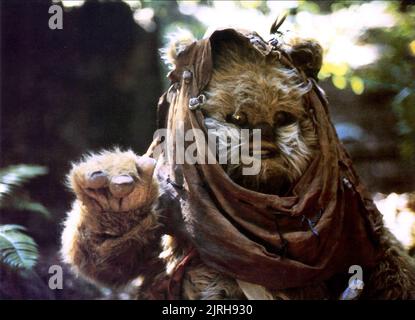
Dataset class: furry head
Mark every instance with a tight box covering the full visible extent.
[162,30,323,195]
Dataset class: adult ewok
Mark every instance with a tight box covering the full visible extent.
[61,27,415,299]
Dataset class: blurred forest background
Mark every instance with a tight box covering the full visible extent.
[1,0,414,299]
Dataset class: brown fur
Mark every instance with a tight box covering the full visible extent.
[202,40,318,194]
[61,149,162,288]
[60,35,415,299]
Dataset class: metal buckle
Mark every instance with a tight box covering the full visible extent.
[188,94,206,111]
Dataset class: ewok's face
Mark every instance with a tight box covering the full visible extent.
[202,41,318,195]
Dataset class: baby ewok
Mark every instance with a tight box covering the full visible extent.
[61,27,415,299]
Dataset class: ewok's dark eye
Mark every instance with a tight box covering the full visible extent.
[227,111,248,127]
[274,111,296,127]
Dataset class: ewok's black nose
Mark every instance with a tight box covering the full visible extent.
[253,122,275,141]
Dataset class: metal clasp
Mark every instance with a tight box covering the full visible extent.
[188,94,206,111]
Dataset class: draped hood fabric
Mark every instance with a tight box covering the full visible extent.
[149,28,384,291]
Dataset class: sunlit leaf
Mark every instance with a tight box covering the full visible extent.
[240,0,262,9]
[409,40,415,56]
[332,75,347,90]
[0,224,38,269]
[318,72,330,81]
[331,63,349,77]
[350,76,365,95]
[298,1,320,13]
[319,63,332,80]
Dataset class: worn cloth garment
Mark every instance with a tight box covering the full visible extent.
[147,28,384,293]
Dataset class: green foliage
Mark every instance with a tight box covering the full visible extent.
[315,2,415,162]
[0,165,50,218]
[3,197,50,218]
[329,1,367,12]
[0,165,47,200]
[0,224,38,269]
[355,3,415,162]
[0,164,49,270]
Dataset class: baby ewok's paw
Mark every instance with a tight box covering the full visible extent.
[68,149,158,213]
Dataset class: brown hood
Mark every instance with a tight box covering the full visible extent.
[149,28,384,290]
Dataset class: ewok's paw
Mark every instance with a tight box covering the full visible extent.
[62,150,163,287]
[68,149,158,213]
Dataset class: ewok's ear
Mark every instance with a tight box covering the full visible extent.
[160,28,196,70]
[286,38,323,80]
